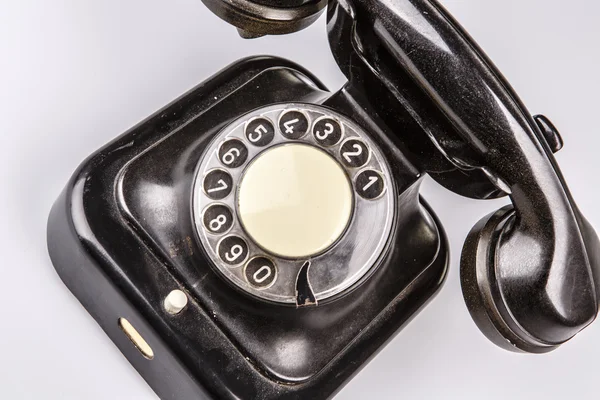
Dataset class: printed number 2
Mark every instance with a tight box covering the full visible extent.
[343,144,363,163]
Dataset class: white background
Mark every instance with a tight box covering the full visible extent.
[1,1,599,398]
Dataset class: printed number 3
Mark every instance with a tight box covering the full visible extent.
[316,122,334,140]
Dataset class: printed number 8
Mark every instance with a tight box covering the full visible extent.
[210,214,228,231]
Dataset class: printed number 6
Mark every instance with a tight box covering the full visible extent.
[222,148,241,165]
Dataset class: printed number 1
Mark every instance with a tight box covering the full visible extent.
[362,176,379,191]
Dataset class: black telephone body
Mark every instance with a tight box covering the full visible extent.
[47,1,600,399]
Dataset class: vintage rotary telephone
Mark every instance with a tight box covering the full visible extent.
[47,0,600,398]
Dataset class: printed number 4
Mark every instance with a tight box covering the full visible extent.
[284,118,299,134]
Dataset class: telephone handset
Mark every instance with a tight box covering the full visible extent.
[47,0,600,399]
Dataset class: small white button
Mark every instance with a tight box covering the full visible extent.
[164,290,188,315]
[238,143,353,259]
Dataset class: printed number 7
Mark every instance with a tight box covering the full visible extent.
[207,179,228,193]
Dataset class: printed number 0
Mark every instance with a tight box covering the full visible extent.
[209,214,228,231]
[316,122,335,140]
[222,148,240,165]
[343,144,363,163]
[225,245,244,262]
[249,125,267,143]
[253,266,272,284]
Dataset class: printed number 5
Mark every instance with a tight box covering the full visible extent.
[249,125,267,143]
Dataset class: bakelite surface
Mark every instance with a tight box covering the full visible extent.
[48,57,448,399]
[324,0,600,353]
[48,0,600,398]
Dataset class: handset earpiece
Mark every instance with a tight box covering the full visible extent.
[323,0,600,352]
[201,0,327,37]
[461,204,600,353]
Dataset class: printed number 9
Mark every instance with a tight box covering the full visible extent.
[225,245,244,262]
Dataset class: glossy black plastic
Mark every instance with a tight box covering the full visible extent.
[202,0,600,352]
[201,0,327,37]
[323,0,600,353]
[48,56,448,399]
[48,0,600,398]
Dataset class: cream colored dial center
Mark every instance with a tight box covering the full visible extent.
[237,143,353,259]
